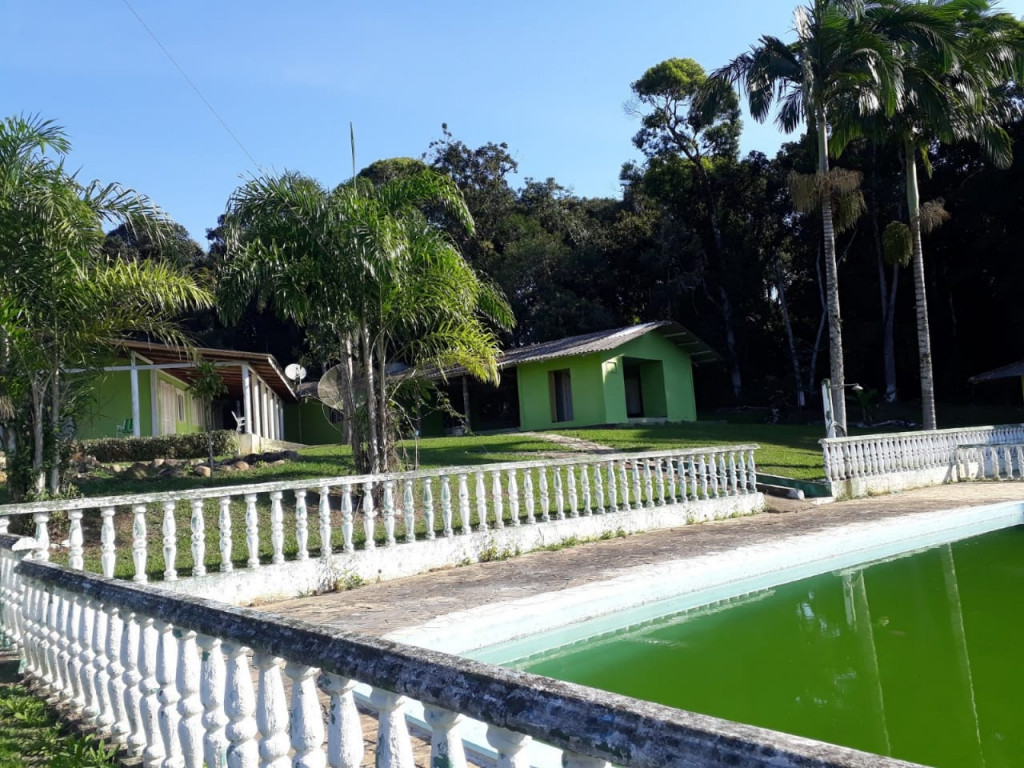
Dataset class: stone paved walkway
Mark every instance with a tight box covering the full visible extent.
[263,483,1024,636]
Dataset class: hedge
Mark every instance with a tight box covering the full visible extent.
[76,431,238,463]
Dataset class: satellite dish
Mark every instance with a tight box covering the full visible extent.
[285,363,307,382]
[317,363,367,412]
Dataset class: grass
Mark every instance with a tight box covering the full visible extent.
[554,423,831,480]
[0,682,117,767]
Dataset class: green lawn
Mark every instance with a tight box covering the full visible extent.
[554,423,830,480]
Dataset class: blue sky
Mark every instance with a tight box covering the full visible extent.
[4,1,1024,245]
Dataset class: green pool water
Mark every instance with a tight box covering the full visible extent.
[514,526,1024,768]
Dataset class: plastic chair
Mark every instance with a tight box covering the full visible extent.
[116,417,133,437]
[231,411,246,433]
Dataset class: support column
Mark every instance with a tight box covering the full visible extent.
[252,380,262,438]
[277,395,285,441]
[130,354,141,437]
[260,381,270,441]
[241,365,253,435]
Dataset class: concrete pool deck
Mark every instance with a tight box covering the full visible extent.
[263,482,1024,637]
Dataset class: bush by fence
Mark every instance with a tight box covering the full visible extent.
[76,431,237,463]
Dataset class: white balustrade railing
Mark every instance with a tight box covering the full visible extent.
[0,534,912,768]
[0,446,759,583]
[820,424,1024,484]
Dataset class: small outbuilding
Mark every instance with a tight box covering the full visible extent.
[968,359,1024,400]
[428,321,719,434]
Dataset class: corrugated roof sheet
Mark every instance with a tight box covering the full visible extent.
[498,321,719,368]
[969,359,1024,384]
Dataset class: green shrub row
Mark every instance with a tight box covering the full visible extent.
[76,431,237,463]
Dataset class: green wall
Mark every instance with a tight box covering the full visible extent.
[516,352,608,431]
[284,400,345,445]
[602,332,696,421]
[76,364,200,440]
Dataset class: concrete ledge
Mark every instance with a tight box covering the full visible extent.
[828,466,958,500]
[159,493,765,605]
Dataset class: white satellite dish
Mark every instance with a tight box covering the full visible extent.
[285,363,307,382]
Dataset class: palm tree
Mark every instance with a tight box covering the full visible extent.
[833,0,1022,429]
[707,0,934,433]
[0,115,212,497]
[220,168,513,475]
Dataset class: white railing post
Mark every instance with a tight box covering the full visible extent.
[523,468,536,524]
[295,490,309,560]
[219,496,233,573]
[223,642,259,768]
[100,507,116,578]
[423,479,435,540]
[105,605,129,743]
[156,620,182,767]
[567,466,578,518]
[91,601,114,730]
[492,470,505,528]
[162,501,178,582]
[340,485,354,554]
[68,509,84,570]
[368,688,414,768]
[383,481,397,547]
[121,612,146,756]
[198,634,229,768]
[459,474,472,535]
[486,725,532,768]
[424,705,467,768]
[270,491,285,564]
[33,511,50,562]
[318,673,363,768]
[404,479,417,543]
[321,485,335,557]
[475,471,487,531]
[191,498,206,578]
[255,653,290,768]
[441,475,454,537]
[138,616,165,767]
[361,482,376,551]
[176,628,203,768]
[507,469,521,525]
[244,494,260,569]
[132,505,148,583]
[286,662,325,768]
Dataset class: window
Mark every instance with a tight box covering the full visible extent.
[548,369,574,423]
[176,392,186,422]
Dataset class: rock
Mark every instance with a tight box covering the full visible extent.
[219,464,237,472]
[243,454,260,464]
[282,450,299,460]
[194,466,212,478]
[150,458,165,468]
[232,461,250,472]
[267,459,286,466]
[262,452,282,463]
[110,464,122,473]
[126,462,148,480]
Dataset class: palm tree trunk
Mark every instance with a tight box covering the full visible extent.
[817,110,848,434]
[360,324,381,474]
[905,142,936,430]
[869,159,898,403]
[30,378,45,495]
[340,333,358,454]
[376,335,388,471]
[48,372,61,494]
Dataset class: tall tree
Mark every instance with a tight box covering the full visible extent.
[708,0,917,432]
[220,167,513,474]
[0,115,211,498]
[835,0,1023,428]
[629,58,747,398]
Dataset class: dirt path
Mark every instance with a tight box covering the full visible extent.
[518,431,615,455]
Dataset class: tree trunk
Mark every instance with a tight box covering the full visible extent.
[774,256,805,408]
[808,245,827,394]
[360,325,380,474]
[869,164,899,404]
[376,334,388,471]
[340,334,358,456]
[905,142,936,430]
[30,378,45,495]
[47,372,61,494]
[817,109,848,434]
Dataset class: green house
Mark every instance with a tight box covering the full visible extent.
[430,322,719,434]
[76,341,299,452]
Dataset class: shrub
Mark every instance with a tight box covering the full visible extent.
[75,431,237,463]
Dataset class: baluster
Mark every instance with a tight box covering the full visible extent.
[593,463,605,513]
[423,479,435,540]
[100,507,116,577]
[131,505,147,582]
[198,635,229,768]
[286,663,325,768]
[105,605,129,743]
[748,450,758,490]
[138,617,165,767]
[318,674,363,768]
[20,584,38,680]
[255,654,290,768]
[441,475,454,537]
[728,452,739,495]
[68,509,84,570]
[706,455,719,497]
[121,613,145,756]
[424,705,467,768]
[579,464,592,515]
[666,457,677,502]
[523,468,536,524]
[362,482,376,550]
[63,592,83,705]
[718,455,729,497]
[91,602,113,730]
[78,597,99,722]
[562,752,613,768]
[219,496,233,573]
[223,643,258,768]
[567,465,578,518]
[632,460,643,510]
[486,725,532,768]
[618,461,630,508]
[33,511,50,562]
[244,494,260,569]
[459,474,471,535]
[492,471,505,528]
[368,688,414,768]
[0,517,6,535]
[539,469,550,522]
[403,479,416,543]
[162,501,178,581]
[176,629,203,768]
[45,590,63,694]
[475,471,487,530]
[341,485,355,553]
[654,459,665,505]
[191,498,207,577]
[606,460,618,511]
[295,490,309,560]
[507,469,521,525]
[156,620,182,766]
[554,468,565,520]
[822,443,834,482]
[383,481,397,546]
[270,491,285,564]
[320,485,334,557]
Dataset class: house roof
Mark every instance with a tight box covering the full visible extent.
[119,340,298,401]
[497,321,720,369]
[969,359,1024,384]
